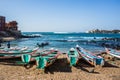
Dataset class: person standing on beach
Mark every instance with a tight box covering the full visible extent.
[0,41,1,47]
[7,41,10,48]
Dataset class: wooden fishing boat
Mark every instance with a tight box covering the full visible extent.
[0,47,61,69]
[0,47,38,59]
[76,45,104,67]
[0,47,39,69]
[67,48,80,66]
[0,46,28,52]
[21,48,62,69]
[0,47,5,49]
[35,49,61,69]
[105,48,120,59]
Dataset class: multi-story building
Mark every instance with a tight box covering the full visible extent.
[0,16,5,31]
[5,21,18,31]
[0,16,18,31]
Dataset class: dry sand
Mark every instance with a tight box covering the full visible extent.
[0,54,120,80]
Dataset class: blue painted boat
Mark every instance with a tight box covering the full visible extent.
[76,45,104,66]
[105,48,120,59]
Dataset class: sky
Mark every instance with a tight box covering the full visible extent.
[0,0,120,32]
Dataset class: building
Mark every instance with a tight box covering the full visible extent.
[5,21,18,31]
[0,16,18,31]
[0,16,5,31]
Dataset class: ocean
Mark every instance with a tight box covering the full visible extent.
[8,32,120,53]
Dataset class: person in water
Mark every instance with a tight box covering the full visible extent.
[7,41,10,48]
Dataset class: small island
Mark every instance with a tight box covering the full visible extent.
[87,29,120,34]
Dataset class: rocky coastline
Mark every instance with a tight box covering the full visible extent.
[0,30,20,42]
[0,30,41,42]
[87,29,120,34]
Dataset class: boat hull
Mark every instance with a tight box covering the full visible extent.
[76,47,104,67]
[67,49,79,66]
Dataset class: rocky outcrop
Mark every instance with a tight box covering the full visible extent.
[0,30,22,42]
[88,29,120,34]
[0,31,10,37]
[0,30,41,42]
[0,30,22,38]
[5,30,22,38]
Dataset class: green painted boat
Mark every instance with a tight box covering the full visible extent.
[33,49,61,69]
[21,54,31,63]
[0,47,38,59]
[0,47,61,69]
[67,48,80,66]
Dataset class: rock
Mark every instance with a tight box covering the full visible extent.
[0,31,9,37]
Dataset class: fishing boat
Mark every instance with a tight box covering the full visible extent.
[0,46,5,49]
[35,49,61,69]
[0,47,39,69]
[105,48,120,59]
[0,47,38,59]
[21,48,62,69]
[67,48,80,66]
[0,46,28,51]
[76,45,104,67]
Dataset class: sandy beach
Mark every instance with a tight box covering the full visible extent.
[0,54,120,80]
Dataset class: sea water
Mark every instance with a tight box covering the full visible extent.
[7,32,120,53]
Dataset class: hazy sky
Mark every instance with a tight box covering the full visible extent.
[0,0,120,32]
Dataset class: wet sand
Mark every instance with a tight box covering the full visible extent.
[2,37,15,41]
[0,54,120,80]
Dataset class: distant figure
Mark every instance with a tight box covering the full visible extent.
[76,45,80,51]
[36,42,49,48]
[7,41,11,48]
[0,40,2,47]
[41,43,44,48]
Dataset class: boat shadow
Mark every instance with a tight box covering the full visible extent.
[103,61,119,68]
[74,58,119,73]
[74,59,99,74]
[0,58,21,66]
[44,58,72,74]
[0,57,119,74]
[0,58,35,69]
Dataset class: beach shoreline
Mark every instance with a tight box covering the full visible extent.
[0,37,16,42]
[0,32,120,80]
[0,54,120,80]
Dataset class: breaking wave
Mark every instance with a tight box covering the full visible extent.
[52,39,89,42]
